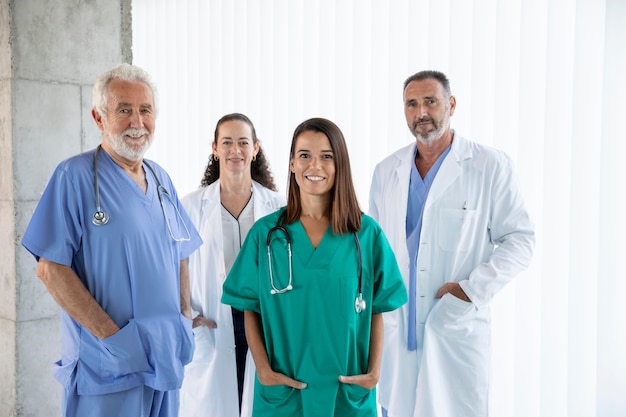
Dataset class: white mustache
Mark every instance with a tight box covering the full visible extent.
[123,128,150,138]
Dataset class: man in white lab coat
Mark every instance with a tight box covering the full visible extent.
[369,70,535,417]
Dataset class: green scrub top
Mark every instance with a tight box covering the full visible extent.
[222,209,407,417]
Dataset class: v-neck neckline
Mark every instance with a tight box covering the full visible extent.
[292,220,340,268]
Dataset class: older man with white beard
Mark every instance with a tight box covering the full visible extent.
[22,64,202,417]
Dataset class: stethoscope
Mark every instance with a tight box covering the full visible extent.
[266,213,366,314]
[91,145,191,241]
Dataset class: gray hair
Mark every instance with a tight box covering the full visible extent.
[92,63,158,117]
[403,70,452,99]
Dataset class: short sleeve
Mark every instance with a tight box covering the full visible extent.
[22,164,83,265]
[366,218,408,314]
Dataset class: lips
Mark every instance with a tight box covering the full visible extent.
[306,175,325,181]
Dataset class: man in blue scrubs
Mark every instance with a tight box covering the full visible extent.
[21,63,202,417]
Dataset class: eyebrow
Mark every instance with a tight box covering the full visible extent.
[296,148,333,153]
[220,136,251,140]
[116,102,153,110]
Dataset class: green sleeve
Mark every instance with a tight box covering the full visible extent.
[366,217,408,314]
[221,224,263,313]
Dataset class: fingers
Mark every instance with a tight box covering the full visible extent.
[256,367,307,389]
[338,374,377,390]
[435,282,450,299]
[192,317,218,329]
[276,373,307,390]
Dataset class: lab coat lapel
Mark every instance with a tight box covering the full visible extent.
[390,144,414,262]
[200,181,225,283]
[424,135,472,210]
[252,181,279,221]
[200,180,222,224]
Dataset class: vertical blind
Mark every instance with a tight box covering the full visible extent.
[132,1,625,416]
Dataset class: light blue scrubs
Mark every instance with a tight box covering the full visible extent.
[406,144,451,351]
[22,148,202,416]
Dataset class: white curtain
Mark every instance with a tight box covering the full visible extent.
[132,1,625,416]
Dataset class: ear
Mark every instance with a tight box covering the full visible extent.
[449,95,457,116]
[289,158,295,173]
[212,142,218,155]
[91,108,105,131]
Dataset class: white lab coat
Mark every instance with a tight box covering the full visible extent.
[369,133,534,417]
[180,180,285,417]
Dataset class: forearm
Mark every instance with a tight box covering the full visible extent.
[37,258,118,339]
[368,313,384,378]
[244,310,272,376]
[179,258,191,319]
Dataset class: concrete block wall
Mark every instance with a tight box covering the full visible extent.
[0,0,132,415]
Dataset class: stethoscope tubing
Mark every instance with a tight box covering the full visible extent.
[91,145,191,241]
[266,213,365,313]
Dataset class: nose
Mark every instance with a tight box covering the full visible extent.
[309,156,321,168]
[129,110,145,128]
[416,103,428,117]
[231,143,243,154]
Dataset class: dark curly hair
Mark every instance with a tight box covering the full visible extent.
[199,113,278,191]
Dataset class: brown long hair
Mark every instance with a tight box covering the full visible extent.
[199,113,278,191]
[283,118,361,234]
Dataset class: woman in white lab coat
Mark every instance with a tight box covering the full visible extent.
[180,113,285,417]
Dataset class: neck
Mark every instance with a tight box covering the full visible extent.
[415,129,453,165]
[219,173,253,195]
[299,194,331,220]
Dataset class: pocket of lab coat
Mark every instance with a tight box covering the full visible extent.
[438,208,476,252]
[191,324,216,363]
[427,293,477,338]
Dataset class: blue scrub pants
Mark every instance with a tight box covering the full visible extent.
[64,383,179,417]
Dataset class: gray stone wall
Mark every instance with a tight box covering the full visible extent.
[0,1,132,415]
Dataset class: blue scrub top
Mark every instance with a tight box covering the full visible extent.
[406,144,451,350]
[22,148,203,395]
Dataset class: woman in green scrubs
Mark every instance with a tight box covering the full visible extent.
[222,118,407,417]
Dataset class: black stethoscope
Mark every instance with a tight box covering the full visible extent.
[91,145,191,241]
[266,213,366,314]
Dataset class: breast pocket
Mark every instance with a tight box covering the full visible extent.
[338,274,360,324]
[438,208,476,252]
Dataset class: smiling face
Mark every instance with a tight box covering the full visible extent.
[213,119,259,178]
[403,78,455,145]
[290,130,336,199]
[94,78,155,162]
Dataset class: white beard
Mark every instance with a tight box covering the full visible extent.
[105,127,153,161]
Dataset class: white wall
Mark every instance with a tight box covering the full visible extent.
[132,1,626,416]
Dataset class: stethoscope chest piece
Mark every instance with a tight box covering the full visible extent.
[92,210,109,226]
[355,293,366,314]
